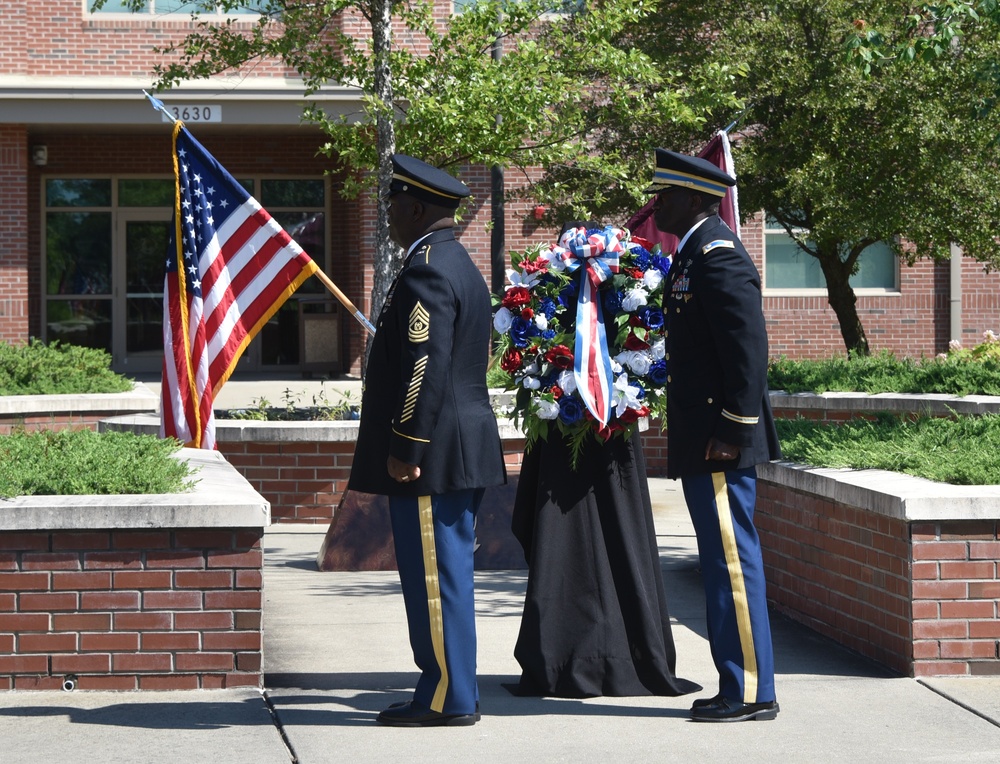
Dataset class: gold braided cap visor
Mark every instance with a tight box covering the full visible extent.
[645,167,729,197]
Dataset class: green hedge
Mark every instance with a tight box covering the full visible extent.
[0,430,192,497]
[0,340,133,396]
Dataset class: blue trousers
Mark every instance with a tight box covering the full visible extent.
[388,488,483,715]
[682,467,776,704]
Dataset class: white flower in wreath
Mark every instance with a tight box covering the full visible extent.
[611,358,623,374]
[523,357,542,376]
[556,369,577,395]
[616,350,652,376]
[534,398,560,420]
[493,306,513,334]
[506,268,542,290]
[538,248,567,272]
[612,373,643,417]
[642,269,664,290]
[534,313,549,331]
[621,287,648,312]
[650,337,666,361]
[520,375,542,390]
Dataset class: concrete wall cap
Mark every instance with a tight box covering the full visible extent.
[0,448,270,531]
[0,382,158,416]
[760,460,1000,522]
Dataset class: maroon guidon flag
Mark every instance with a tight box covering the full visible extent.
[627,130,741,254]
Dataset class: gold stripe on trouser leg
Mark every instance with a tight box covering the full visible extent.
[711,472,758,703]
[418,495,449,712]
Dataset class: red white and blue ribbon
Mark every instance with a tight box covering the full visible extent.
[551,226,624,425]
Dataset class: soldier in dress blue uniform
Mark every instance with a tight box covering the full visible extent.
[646,148,782,722]
[349,154,506,727]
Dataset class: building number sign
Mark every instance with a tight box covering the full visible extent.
[160,105,222,123]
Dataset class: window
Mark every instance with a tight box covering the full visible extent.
[452,0,583,15]
[42,176,327,369]
[763,218,897,293]
[90,1,267,16]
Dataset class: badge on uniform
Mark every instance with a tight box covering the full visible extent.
[409,301,430,343]
[672,276,690,294]
[702,240,735,254]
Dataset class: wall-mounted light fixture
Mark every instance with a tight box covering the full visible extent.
[31,145,48,167]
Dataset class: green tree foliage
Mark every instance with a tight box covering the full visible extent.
[91,0,731,346]
[541,1,1000,357]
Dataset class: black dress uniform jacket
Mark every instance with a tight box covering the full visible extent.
[664,216,781,479]
[349,228,506,496]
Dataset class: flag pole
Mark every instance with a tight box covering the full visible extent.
[312,270,377,336]
[143,91,375,336]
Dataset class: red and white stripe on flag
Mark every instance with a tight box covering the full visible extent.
[160,122,319,449]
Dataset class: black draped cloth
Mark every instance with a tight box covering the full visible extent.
[511,431,701,698]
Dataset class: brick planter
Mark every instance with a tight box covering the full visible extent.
[757,461,1000,678]
[0,383,158,434]
[102,414,527,524]
[0,449,269,691]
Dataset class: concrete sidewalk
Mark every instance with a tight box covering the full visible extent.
[2,480,999,763]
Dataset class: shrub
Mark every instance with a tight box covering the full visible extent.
[0,430,193,497]
[775,412,1000,485]
[0,340,133,396]
[768,334,1000,396]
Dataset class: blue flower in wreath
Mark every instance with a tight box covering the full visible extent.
[538,297,557,319]
[541,328,556,341]
[649,360,668,386]
[558,395,584,425]
[558,281,579,309]
[509,316,535,348]
[653,254,672,275]
[631,246,651,271]
[603,288,624,315]
[640,306,664,331]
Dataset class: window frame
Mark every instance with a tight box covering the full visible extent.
[761,217,900,297]
[85,1,267,18]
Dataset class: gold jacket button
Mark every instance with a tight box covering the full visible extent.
[707,397,713,404]
[667,375,672,383]
[665,353,670,361]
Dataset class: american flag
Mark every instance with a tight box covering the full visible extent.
[160,122,319,448]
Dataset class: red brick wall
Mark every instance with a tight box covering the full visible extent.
[219,434,527,524]
[0,528,264,691]
[911,520,1000,677]
[756,481,914,675]
[0,125,29,342]
[0,412,123,435]
[757,473,1000,677]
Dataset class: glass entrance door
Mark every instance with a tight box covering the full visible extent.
[115,210,171,373]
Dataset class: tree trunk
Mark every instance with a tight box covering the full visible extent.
[364,0,401,376]
[816,246,871,356]
[816,246,870,357]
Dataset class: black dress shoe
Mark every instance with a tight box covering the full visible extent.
[691,693,722,710]
[387,699,481,721]
[377,700,477,727]
[691,698,779,722]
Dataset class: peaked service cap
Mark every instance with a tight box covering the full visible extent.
[644,148,736,197]
[390,154,470,210]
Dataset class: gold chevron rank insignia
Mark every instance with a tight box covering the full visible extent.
[409,301,430,343]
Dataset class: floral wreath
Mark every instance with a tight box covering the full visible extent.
[492,225,671,464]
